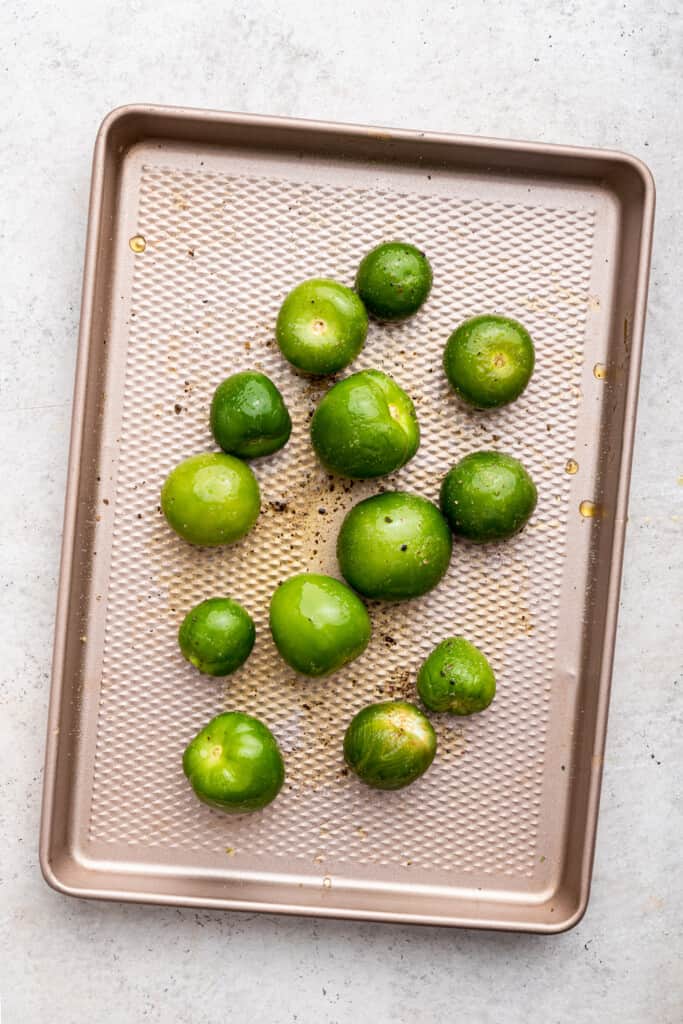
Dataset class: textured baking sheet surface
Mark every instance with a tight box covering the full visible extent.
[88,164,594,882]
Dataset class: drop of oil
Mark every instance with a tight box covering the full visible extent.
[579,500,602,518]
[322,875,332,889]
[129,234,146,253]
[593,362,608,380]
[565,459,579,475]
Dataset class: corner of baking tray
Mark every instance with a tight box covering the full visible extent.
[94,103,174,161]
[39,830,79,901]
[547,888,592,935]
[39,827,105,903]
[39,845,67,897]
[598,146,656,225]
[96,103,151,139]
[612,148,656,202]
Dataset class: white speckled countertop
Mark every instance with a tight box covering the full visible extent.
[1,2,680,1021]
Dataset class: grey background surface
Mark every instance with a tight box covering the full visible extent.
[1,2,680,1022]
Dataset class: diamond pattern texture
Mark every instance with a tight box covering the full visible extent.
[89,164,594,882]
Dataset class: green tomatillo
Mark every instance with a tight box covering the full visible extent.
[178,597,255,677]
[161,452,260,546]
[310,369,419,479]
[440,450,537,543]
[337,491,452,600]
[210,371,291,458]
[443,314,535,409]
[269,572,371,677]
[276,278,368,375]
[343,700,437,790]
[417,636,496,714]
[182,712,285,813]
[355,241,432,321]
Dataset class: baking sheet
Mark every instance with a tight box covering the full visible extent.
[40,106,654,931]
